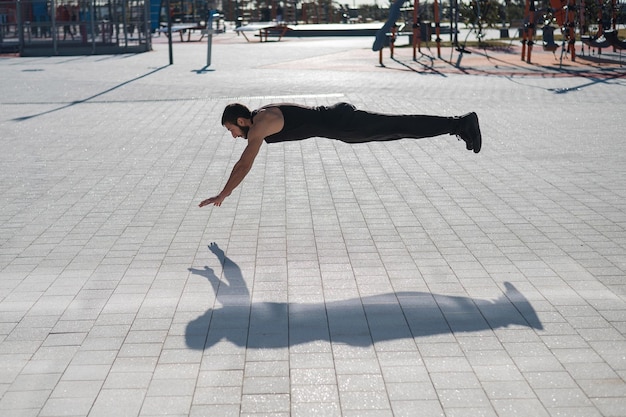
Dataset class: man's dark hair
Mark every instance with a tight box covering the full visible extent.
[221,103,251,126]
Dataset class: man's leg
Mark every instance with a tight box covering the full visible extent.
[350,110,459,140]
[329,105,481,152]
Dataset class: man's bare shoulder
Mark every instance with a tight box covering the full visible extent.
[250,106,284,140]
[255,106,283,121]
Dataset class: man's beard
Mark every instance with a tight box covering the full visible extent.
[240,125,250,139]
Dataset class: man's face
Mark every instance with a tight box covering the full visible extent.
[224,121,249,139]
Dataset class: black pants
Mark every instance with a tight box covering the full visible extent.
[321,103,460,143]
[267,103,461,144]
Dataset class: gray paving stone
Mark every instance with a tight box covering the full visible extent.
[1,31,625,416]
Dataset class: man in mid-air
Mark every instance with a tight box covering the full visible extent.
[199,102,482,208]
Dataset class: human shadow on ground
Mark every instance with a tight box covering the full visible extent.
[186,243,543,350]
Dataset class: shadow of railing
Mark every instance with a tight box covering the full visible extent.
[12,64,168,121]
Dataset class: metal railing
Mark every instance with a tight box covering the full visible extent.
[0,0,151,55]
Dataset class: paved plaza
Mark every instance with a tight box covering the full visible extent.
[1,32,626,417]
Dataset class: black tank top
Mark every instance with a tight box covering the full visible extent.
[254,103,355,143]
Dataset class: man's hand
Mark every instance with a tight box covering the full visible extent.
[199,133,263,209]
[199,194,227,207]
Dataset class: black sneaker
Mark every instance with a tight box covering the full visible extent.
[456,112,482,154]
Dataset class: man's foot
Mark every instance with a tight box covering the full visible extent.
[456,112,482,153]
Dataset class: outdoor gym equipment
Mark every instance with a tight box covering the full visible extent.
[522,0,625,63]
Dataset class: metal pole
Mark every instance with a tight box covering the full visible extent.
[17,0,25,54]
[434,0,441,57]
[145,0,151,50]
[521,0,530,60]
[206,9,213,67]
[412,0,419,59]
[166,0,173,64]
[454,0,459,48]
[122,0,128,46]
[449,0,453,42]
[90,0,96,53]
[51,0,58,54]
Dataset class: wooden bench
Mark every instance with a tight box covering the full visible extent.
[235,23,291,42]
[159,23,207,42]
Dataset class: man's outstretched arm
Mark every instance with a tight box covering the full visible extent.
[199,107,284,208]
[199,137,263,207]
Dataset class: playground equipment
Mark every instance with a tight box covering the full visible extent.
[373,0,447,63]
[521,0,626,63]
[372,0,624,67]
[580,0,626,51]
[373,0,485,65]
